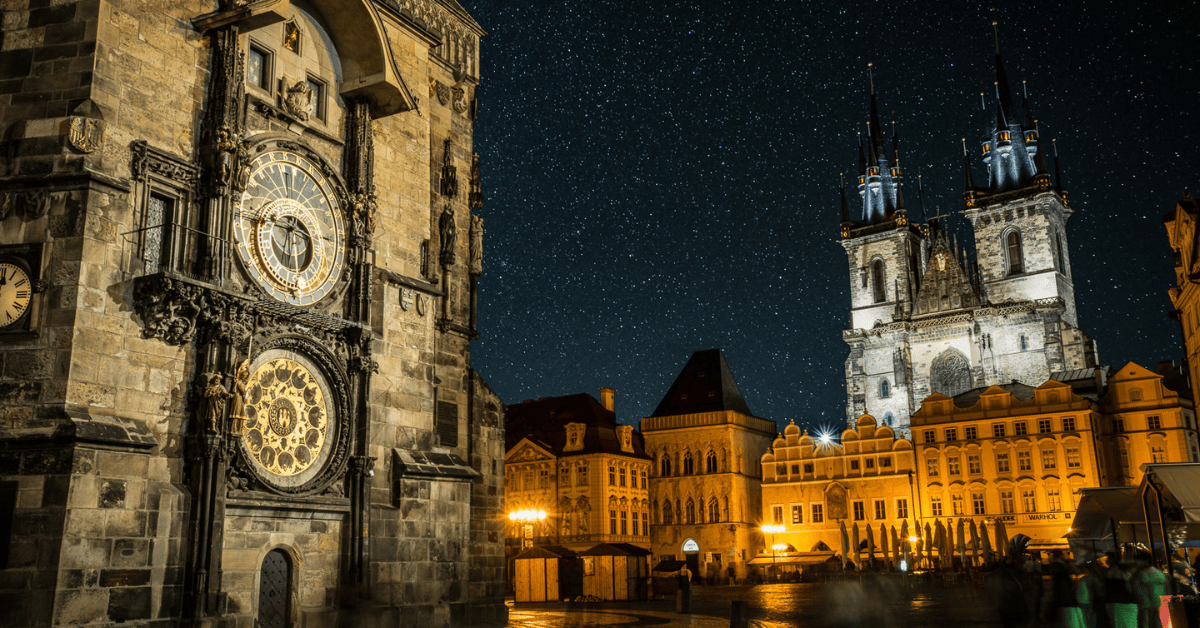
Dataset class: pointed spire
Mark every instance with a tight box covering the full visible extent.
[1021,79,1036,129]
[917,167,928,220]
[962,138,976,191]
[992,20,1015,122]
[840,172,850,224]
[1053,138,1066,189]
[1033,119,1049,176]
[857,131,866,176]
[867,64,885,160]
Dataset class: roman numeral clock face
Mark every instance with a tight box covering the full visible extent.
[233,150,346,306]
[0,263,31,328]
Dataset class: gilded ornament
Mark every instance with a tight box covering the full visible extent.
[67,117,105,153]
[242,357,328,478]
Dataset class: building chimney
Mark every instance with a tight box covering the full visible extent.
[600,388,615,413]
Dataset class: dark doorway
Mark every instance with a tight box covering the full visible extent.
[684,553,699,581]
[258,550,290,628]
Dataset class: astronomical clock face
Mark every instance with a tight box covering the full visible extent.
[241,350,337,487]
[233,150,345,306]
[0,262,32,329]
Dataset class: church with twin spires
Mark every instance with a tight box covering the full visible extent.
[839,45,1098,435]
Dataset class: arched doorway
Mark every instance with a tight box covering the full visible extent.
[258,550,291,628]
[681,538,700,582]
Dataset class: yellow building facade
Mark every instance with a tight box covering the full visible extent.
[1165,192,1200,402]
[911,379,1106,553]
[759,416,917,572]
[642,350,775,580]
[1098,362,1199,486]
[504,391,652,556]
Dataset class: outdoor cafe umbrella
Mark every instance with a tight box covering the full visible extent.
[980,521,993,563]
[867,523,876,566]
[900,520,910,566]
[891,525,901,568]
[969,519,981,567]
[994,518,1009,560]
[879,522,889,560]
[840,519,850,569]
[946,520,955,567]
[924,522,933,567]
[935,520,947,568]
[956,519,967,566]
[852,522,861,570]
[914,525,924,565]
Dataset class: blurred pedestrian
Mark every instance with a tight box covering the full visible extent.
[1051,561,1086,628]
[1104,556,1138,628]
[987,559,1029,628]
[1081,560,1111,628]
[1132,553,1166,628]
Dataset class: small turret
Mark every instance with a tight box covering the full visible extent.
[962,139,977,208]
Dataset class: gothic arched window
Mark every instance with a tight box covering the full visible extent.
[1056,233,1067,274]
[685,498,696,524]
[872,260,886,303]
[683,452,695,475]
[1005,230,1024,275]
[883,412,894,427]
[880,378,890,398]
[661,455,671,477]
[930,348,974,398]
[705,450,718,473]
[708,497,720,522]
[662,501,674,525]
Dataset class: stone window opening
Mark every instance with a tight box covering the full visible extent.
[930,495,943,517]
[661,455,672,477]
[662,501,674,525]
[1020,335,1028,351]
[1000,490,1015,514]
[1005,229,1024,275]
[708,498,720,523]
[811,503,824,523]
[1056,233,1068,275]
[871,260,886,303]
[1148,415,1162,430]
[896,498,908,519]
[247,41,273,92]
[880,378,890,398]
[683,452,695,475]
[685,499,696,525]
[930,349,974,398]
[706,450,718,473]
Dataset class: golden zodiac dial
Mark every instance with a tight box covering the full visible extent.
[242,357,328,478]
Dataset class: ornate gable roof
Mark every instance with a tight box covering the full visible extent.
[912,220,981,317]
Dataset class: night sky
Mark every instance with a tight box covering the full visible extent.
[463,1,1198,434]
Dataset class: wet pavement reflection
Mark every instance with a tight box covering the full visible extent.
[503,577,1006,628]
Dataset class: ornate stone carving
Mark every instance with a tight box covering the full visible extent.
[439,207,457,267]
[202,373,232,433]
[439,137,457,198]
[399,288,414,311]
[283,78,312,121]
[133,275,204,346]
[468,152,482,210]
[68,117,105,153]
[18,190,49,219]
[435,81,450,106]
[468,214,483,276]
[131,140,200,189]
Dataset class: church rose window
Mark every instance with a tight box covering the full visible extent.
[930,349,974,397]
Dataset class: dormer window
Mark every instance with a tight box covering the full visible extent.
[998,131,1010,142]
[564,423,585,452]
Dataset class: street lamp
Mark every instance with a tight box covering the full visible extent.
[761,524,785,581]
[908,535,920,571]
[509,509,547,549]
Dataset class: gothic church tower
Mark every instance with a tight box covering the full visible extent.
[841,40,1097,434]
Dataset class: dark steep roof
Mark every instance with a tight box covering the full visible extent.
[951,382,1037,408]
[651,349,753,417]
[504,393,650,460]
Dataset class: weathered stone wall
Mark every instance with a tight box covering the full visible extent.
[841,227,922,330]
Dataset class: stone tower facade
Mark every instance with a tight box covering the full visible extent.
[0,2,505,627]
[841,50,1097,435]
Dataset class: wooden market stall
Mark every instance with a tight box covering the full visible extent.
[579,543,652,601]
[512,546,577,603]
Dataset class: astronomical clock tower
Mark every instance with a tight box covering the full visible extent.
[840,43,1097,434]
[0,1,505,627]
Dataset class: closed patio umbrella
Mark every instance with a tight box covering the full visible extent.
[900,519,910,566]
[840,519,850,569]
[867,523,876,567]
[995,518,1009,560]
[935,520,946,568]
[980,521,993,563]
[879,522,889,560]
[852,522,861,570]
[946,520,955,567]
[924,522,933,567]
[891,526,900,568]
[969,519,981,567]
[956,519,967,567]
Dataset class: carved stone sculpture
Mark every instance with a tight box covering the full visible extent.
[203,373,232,433]
[227,361,250,433]
[439,207,457,267]
[283,79,312,121]
[468,214,483,276]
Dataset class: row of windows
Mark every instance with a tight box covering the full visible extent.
[923,416,1081,443]
[866,229,1069,306]
[774,455,893,478]
[658,497,727,525]
[608,466,648,489]
[660,450,722,477]
[1112,416,1165,432]
[246,39,329,122]
[925,446,1082,478]
[770,499,910,526]
[609,509,650,536]
[929,486,1066,517]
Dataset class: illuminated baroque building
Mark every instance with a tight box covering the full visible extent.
[502,390,651,557]
[840,46,1097,434]
[1164,191,1200,403]
[641,349,774,580]
[758,416,916,571]
[0,2,506,627]
[909,362,1196,554]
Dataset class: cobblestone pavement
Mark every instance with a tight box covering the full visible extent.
[500,579,1009,628]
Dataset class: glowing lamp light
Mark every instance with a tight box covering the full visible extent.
[760,524,785,534]
[909,535,920,544]
[508,509,547,522]
[817,433,833,446]
[772,543,788,552]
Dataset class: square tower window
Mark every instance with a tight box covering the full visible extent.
[247,44,272,91]
[307,76,326,121]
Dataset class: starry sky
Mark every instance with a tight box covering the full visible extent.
[464,1,1198,434]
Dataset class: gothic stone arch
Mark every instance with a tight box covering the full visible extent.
[930,348,974,398]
